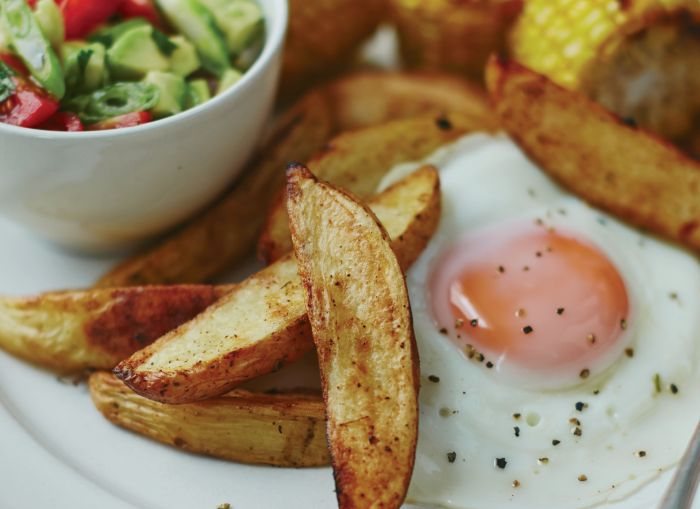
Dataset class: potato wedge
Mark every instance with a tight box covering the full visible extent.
[258,111,493,263]
[487,57,700,252]
[115,166,440,404]
[0,285,228,373]
[97,71,493,287]
[280,0,385,103]
[287,165,418,509]
[89,371,329,467]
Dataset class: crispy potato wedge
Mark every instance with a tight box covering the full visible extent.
[97,71,493,287]
[115,166,440,404]
[287,165,418,509]
[280,0,385,103]
[89,371,329,467]
[0,285,229,373]
[258,111,494,263]
[487,57,700,252]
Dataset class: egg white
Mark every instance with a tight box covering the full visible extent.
[379,133,700,509]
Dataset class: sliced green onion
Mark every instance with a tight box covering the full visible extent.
[0,62,16,103]
[66,82,159,124]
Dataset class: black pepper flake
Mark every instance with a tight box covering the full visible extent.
[513,413,521,420]
[538,457,549,465]
[439,327,448,335]
[587,333,596,344]
[575,402,587,412]
[620,318,628,330]
[552,439,561,446]
[670,383,679,394]
[572,426,583,437]
[635,450,647,458]
[436,116,453,130]
[669,292,679,300]
[486,361,494,369]
[536,251,542,257]
[621,116,637,127]
[625,348,634,358]
[569,417,581,426]
[523,265,530,271]
[523,325,534,334]
[428,375,440,383]
[455,318,464,329]
[514,426,520,437]
[447,451,457,463]
[495,457,508,469]
[593,390,600,395]
[579,368,590,379]
[498,265,505,273]
[556,307,565,315]
[476,352,485,362]
[512,480,521,488]
[470,318,478,327]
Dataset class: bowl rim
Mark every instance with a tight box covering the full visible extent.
[0,0,289,140]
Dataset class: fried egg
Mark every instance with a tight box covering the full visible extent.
[378,133,700,509]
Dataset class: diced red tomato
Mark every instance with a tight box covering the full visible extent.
[38,111,84,131]
[118,0,163,28]
[26,0,38,8]
[0,54,29,75]
[0,76,59,127]
[60,0,125,40]
[89,111,152,130]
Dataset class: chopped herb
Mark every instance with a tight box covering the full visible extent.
[593,389,600,395]
[569,418,581,426]
[513,413,521,420]
[447,451,457,463]
[495,457,508,469]
[669,292,679,300]
[428,375,440,383]
[578,474,588,482]
[620,319,628,330]
[152,29,178,56]
[538,457,549,465]
[0,62,16,103]
[552,439,561,446]
[77,48,94,76]
[523,325,534,334]
[653,373,662,393]
[217,504,231,509]
[579,368,590,379]
[439,407,452,417]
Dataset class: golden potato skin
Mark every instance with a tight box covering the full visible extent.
[114,166,440,404]
[390,0,522,81]
[97,71,493,288]
[287,165,418,509]
[0,285,228,373]
[258,110,494,264]
[89,372,329,467]
[280,0,386,102]
[487,56,700,253]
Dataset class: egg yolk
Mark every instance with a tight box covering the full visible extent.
[430,223,629,382]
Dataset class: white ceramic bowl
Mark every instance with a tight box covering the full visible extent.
[0,0,288,253]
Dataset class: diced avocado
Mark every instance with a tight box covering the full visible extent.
[0,0,64,98]
[107,25,170,80]
[33,0,64,49]
[89,18,149,48]
[143,70,187,117]
[215,67,241,95]
[155,0,230,76]
[61,41,108,94]
[198,0,263,55]
[169,35,200,77]
[185,78,210,108]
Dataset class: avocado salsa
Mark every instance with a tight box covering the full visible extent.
[0,0,264,130]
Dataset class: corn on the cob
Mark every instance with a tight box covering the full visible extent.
[390,0,523,81]
[511,0,700,145]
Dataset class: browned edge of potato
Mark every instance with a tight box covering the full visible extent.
[96,71,493,288]
[89,371,329,467]
[258,109,494,264]
[279,0,386,103]
[0,285,230,373]
[486,56,700,252]
[114,165,440,404]
[287,165,419,509]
